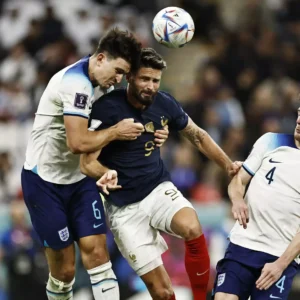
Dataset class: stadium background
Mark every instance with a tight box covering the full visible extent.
[0,0,300,299]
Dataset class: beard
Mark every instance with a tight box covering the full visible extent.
[131,87,156,106]
[137,91,155,106]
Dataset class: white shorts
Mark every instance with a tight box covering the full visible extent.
[104,181,194,276]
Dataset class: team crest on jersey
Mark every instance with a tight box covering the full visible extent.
[217,273,226,286]
[74,93,88,109]
[58,227,69,241]
[145,122,155,133]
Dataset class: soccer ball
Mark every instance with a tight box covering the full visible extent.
[152,7,195,48]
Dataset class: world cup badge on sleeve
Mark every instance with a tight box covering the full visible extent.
[58,227,70,241]
[74,93,88,109]
[217,273,226,286]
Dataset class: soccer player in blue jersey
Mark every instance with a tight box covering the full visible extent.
[212,111,300,300]
[21,28,149,300]
[80,48,241,300]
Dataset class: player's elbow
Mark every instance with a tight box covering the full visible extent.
[80,164,89,176]
[69,146,82,154]
[67,139,84,154]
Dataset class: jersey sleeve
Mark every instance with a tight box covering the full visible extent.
[88,98,120,131]
[58,70,94,119]
[243,133,275,176]
[162,92,188,131]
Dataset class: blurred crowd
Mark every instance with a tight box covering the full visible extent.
[1,0,300,299]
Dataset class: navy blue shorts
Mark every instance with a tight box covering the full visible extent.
[212,242,299,300]
[21,168,107,250]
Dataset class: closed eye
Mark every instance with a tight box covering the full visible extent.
[116,68,126,75]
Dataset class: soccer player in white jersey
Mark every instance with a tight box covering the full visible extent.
[212,108,300,300]
[21,28,149,300]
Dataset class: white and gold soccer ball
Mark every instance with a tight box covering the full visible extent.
[152,7,195,48]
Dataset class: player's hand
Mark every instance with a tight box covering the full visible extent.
[154,125,169,147]
[96,170,122,195]
[227,161,243,178]
[232,200,249,229]
[115,118,144,140]
[256,261,285,290]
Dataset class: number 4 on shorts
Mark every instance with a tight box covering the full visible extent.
[275,275,286,293]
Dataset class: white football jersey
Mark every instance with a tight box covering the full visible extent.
[24,56,109,184]
[230,133,300,263]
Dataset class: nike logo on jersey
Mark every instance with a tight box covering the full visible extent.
[93,223,103,228]
[196,269,209,276]
[102,286,116,293]
[270,295,281,299]
[269,158,282,163]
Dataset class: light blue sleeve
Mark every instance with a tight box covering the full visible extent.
[59,71,93,119]
[243,133,279,176]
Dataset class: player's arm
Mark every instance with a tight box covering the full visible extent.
[59,80,144,154]
[228,167,252,228]
[65,116,144,154]
[256,231,300,290]
[179,117,240,177]
[80,149,108,178]
[80,151,121,195]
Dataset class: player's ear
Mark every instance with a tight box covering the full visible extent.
[96,53,105,65]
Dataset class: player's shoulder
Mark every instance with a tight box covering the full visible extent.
[157,90,177,103]
[92,88,126,110]
[63,56,90,79]
[59,56,93,95]
[155,90,180,111]
[255,132,296,151]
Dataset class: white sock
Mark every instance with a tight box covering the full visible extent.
[87,261,120,300]
[46,273,75,300]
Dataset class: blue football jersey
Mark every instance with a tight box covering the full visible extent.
[89,88,189,206]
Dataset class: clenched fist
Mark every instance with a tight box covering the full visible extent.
[114,118,144,140]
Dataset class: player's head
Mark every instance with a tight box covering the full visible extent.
[90,27,142,89]
[295,107,300,144]
[127,47,167,106]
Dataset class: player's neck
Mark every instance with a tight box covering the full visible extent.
[88,56,98,87]
[295,139,300,149]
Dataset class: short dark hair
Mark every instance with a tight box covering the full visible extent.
[131,48,167,74]
[94,27,142,66]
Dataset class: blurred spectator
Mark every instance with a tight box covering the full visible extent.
[0,200,48,300]
[0,7,28,50]
[213,85,245,129]
[29,66,50,112]
[40,5,64,45]
[0,151,11,202]
[65,8,100,55]
[0,43,37,90]
[21,19,46,57]
[170,140,200,197]
[0,82,32,122]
